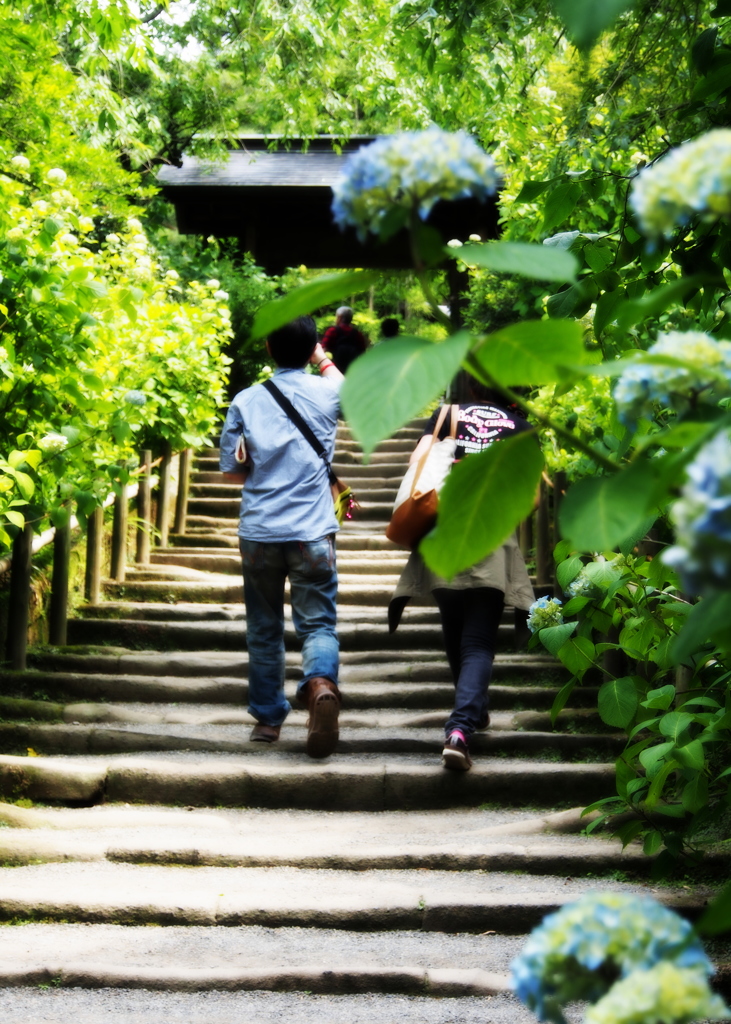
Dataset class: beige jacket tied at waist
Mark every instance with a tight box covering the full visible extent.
[388,532,535,633]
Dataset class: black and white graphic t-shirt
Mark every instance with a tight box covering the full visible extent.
[425,402,531,459]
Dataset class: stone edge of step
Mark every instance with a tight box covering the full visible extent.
[0,963,512,996]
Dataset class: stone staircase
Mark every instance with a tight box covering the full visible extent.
[0,420,722,1022]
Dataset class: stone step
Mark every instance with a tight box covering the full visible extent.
[64,616,532,650]
[0,805,659,874]
[187,497,394,519]
[0,856,708,929]
[0,752,615,810]
[189,482,399,502]
[2,672,583,711]
[0,987,526,1021]
[75,601,444,625]
[147,552,405,576]
[0,721,624,759]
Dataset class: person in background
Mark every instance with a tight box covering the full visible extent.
[380,317,400,339]
[388,378,536,772]
[321,306,368,373]
[219,316,345,759]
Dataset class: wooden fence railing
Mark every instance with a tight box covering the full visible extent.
[2,447,193,671]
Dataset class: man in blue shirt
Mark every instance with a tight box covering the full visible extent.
[219,316,344,758]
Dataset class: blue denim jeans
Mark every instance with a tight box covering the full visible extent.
[239,536,339,727]
[434,586,505,739]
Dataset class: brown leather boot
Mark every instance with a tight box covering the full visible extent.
[303,677,341,759]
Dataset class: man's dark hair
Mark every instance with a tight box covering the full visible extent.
[381,317,400,338]
[267,316,318,368]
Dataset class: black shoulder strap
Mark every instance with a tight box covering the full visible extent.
[262,378,337,485]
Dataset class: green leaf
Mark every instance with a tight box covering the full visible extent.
[616,818,645,847]
[556,555,583,592]
[644,759,678,808]
[340,332,471,457]
[639,741,674,774]
[13,471,34,500]
[550,678,577,726]
[559,462,657,552]
[672,592,731,664]
[681,772,709,813]
[675,739,705,770]
[43,216,62,237]
[598,676,638,727]
[50,506,70,529]
[470,319,586,388]
[556,634,596,680]
[542,182,582,231]
[583,560,623,589]
[712,0,731,14]
[457,241,578,283]
[249,270,380,343]
[553,0,637,50]
[697,880,731,936]
[583,242,613,273]
[643,830,665,856]
[658,711,694,742]
[539,621,578,656]
[641,685,676,711]
[4,509,25,528]
[420,432,544,578]
[593,290,624,336]
[693,60,731,101]
[616,274,715,330]
[692,27,718,73]
[515,180,557,203]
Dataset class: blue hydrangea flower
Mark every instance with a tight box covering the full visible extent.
[527,595,564,633]
[567,569,599,598]
[331,127,499,240]
[123,390,147,406]
[585,962,730,1024]
[510,892,712,1024]
[631,129,731,236]
[613,330,731,425]
[663,430,731,595]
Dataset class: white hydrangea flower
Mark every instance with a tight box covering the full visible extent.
[123,390,147,406]
[331,126,499,240]
[206,278,220,289]
[165,269,180,281]
[631,129,731,236]
[32,200,49,214]
[127,217,143,231]
[213,289,229,301]
[45,167,67,185]
[59,233,78,246]
[6,226,24,242]
[10,154,30,171]
[37,432,68,455]
[78,217,94,233]
[613,330,731,424]
[105,233,120,245]
[446,238,463,247]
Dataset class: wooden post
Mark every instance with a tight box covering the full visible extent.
[7,524,33,671]
[155,443,173,548]
[110,475,128,583]
[535,477,552,587]
[136,449,152,565]
[85,505,103,604]
[173,448,192,537]
[48,520,71,646]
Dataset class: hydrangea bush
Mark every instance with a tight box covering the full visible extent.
[512,893,728,1024]
[331,126,498,239]
[527,595,564,632]
[630,129,731,237]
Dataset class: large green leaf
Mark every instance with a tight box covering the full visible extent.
[615,274,715,330]
[420,432,544,578]
[539,621,578,655]
[559,462,657,552]
[672,591,731,664]
[697,880,731,935]
[556,634,596,680]
[456,241,578,283]
[470,320,586,388]
[340,332,471,457]
[598,677,638,727]
[553,0,637,50]
[542,182,582,231]
[249,270,380,342]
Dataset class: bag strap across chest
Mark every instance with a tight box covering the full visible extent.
[411,404,459,493]
[262,378,337,486]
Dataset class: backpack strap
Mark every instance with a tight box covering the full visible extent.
[262,378,337,486]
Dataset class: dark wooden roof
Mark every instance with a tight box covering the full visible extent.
[158,137,500,273]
